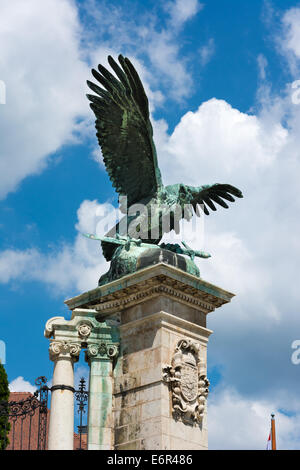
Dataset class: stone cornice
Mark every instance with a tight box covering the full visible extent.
[45,309,98,338]
[44,308,119,340]
[64,263,234,317]
[45,309,120,364]
[94,281,217,317]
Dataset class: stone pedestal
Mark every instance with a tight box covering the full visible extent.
[65,263,234,451]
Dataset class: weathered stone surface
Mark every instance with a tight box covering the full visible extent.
[63,264,234,450]
[73,264,233,450]
[64,263,234,314]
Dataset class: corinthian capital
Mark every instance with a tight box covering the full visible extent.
[49,340,81,362]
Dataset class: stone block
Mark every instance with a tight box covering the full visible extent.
[115,439,142,450]
[114,405,141,427]
[88,425,113,447]
[115,425,128,445]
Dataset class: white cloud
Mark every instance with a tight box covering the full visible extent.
[199,38,215,66]
[280,7,300,74]
[0,199,114,294]
[0,0,90,199]
[209,387,300,450]
[0,249,39,283]
[9,376,36,393]
[0,0,208,198]
[274,6,300,81]
[157,98,287,185]
[166,0,203,29]
[82,0,204,101]
[257,53,268,80]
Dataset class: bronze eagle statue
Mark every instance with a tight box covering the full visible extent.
[87,55,243,263]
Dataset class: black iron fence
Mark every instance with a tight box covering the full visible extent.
[74,377,89,450]
[0,376,49,450]
[0,376,89,450]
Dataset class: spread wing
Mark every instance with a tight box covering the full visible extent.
[184,184,243,216]
[87,55,162,207]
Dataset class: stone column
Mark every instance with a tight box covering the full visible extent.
[45,309,119,450]
[85,343,119,450]
[48,341,80,450]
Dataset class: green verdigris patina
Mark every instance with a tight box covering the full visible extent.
[86,55,243,285]
[83,234,209,285]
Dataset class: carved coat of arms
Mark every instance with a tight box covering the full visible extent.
[162,339,210,425]
[181,363,198,402]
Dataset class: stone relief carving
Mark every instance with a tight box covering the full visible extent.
[77,322,92,338]
[162,339,210,425]
[86,343,119,360]
[107,344,119,358]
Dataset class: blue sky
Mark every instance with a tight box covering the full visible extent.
[1,0,300,449]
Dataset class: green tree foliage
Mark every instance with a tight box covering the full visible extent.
[0,362,10,450]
